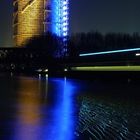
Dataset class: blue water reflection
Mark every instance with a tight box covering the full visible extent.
[1,75,140,140]
[42,77,76,140]
[13,77,77,140]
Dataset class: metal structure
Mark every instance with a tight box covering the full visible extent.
[13,0,69,48]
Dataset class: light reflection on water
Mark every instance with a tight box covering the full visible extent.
[0,75,140,140]
[14,77,43,140]
[13,76,77,140]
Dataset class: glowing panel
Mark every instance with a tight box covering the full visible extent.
[72,66,140,71]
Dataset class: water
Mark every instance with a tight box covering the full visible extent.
[0,74,140,140]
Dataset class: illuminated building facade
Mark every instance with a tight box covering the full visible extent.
[13,0,69,47]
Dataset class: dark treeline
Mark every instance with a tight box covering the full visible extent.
[23,31,140,58]
[70,31,140,54]
[25,32,78,58]
[25,32,63,58]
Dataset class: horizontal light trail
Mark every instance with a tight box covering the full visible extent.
[71,66,140,71]
[79,48,140,56]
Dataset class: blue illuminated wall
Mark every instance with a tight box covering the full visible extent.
[51,0,69,39]
[44,0,69,56]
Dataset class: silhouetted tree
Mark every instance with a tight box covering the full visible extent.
[67,37,78,57]
[25,32,63,57]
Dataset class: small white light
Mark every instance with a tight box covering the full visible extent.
[63,32,68,36]
[44,69,48,72]
[64,68,68,72]
[63,22,68,26]
[63,6,67,10]
[136,53,140,56]
[63,16,68,21]
[63,27,67,31]
[63,1,67,5]
[63,11,68,16]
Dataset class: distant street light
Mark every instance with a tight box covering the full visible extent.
[135,53,140,56]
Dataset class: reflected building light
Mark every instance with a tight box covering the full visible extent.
[10,72,13,77]
[64,76,67,82]
[43,78,75,140]
[14,79,42,140]
[39,74,41,80]
[45,74,48,78]
[45,74,48,100]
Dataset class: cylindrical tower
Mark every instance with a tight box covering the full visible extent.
[13,0,45,47]
[13,0,69,48]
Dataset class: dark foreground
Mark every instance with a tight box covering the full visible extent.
[0,73,140,140]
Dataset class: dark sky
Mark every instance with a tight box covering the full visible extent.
[1,0,140,47]
[0,1,13,47]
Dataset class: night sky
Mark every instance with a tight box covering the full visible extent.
[0,0,140,47]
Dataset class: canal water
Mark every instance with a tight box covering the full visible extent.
[0,74,140,140]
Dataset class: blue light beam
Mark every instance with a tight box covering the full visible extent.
[79,48,140,56]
